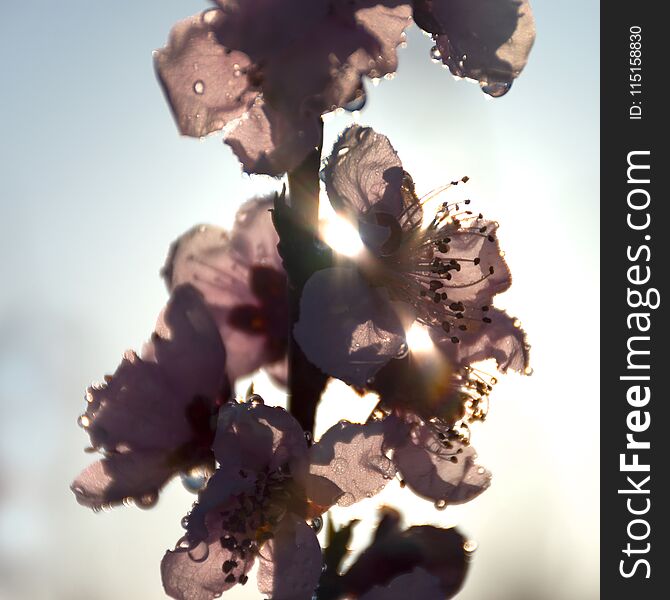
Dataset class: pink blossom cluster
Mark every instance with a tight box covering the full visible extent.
[73,1,535,598]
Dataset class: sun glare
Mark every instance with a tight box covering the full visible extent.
[406,323,434,353]
[320,213,365,257]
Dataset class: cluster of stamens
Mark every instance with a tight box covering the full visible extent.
[214,464,295,585]
[380,179,502,344]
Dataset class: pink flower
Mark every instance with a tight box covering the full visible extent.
[322,508,469,599]
[414,0,536,96]
[384,413,491,506]
[163,196,289,386]
[71,285,230,510]
[154,0,412,175]
[162,398,396,600]
[294,125,529,387]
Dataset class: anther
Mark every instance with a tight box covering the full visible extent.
[223,560,238,573]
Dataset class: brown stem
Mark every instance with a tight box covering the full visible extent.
[285,120,327,434]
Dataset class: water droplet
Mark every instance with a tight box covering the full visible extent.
[136,491,158,509]
[366,376,375,386]
[395,342,409,359]
[383,72,396,81]
[331,458,348,475]
[524,366,534,376]
[247,394,264,407]
[337,146,350,157]
[464,539,478,553]
[188,540,210,562]
[77,414,91,428]
[310,516,323,534]
[430,46,442,62]
[193,80,205,95]
[480,80,512,98]
[477,467,486,475]
[344,90,367,112]
[434,499,448,510]
[202,9,218,25]
[513,319,521,328]
[368,455,394,479]
[181,516,190,529]
[181,464,211,493]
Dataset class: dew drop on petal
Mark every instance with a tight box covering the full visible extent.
[181,516,190,529]
[181,465,212,493]
[344,91,367,112]
[77,414,91,428]
[193,80,205,95]
[434,499,448,511]
[188,541,210,562]
[464,539,478,553]
[430,46,442,62]
[136,492,159,509]
[247,394,264,407]
[395,342,409,359]
[331,458,348,475]
[337,146,350,157]
[368,455,394,479]
[310,516,323,534]
[480,80,513,98]
[524,366,534,375]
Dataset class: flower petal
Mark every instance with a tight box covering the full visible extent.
[393,421,490,504]
[163,198,287,380]
[213,401,308,472]
[150,285,231,400]
[309,420,395,506]
[82,285,226,454]
[343,515,468,599]
[415,0,535,85]
[154,10,259,138]
[162,516,255,600]
[359,568,444,600]
[323,125,405,221]
[257,515,323,600]
[431,307,530,373]
[294,267,406,387]
[181,466,257,543]
[71,452,172,510]
[225,102,322,176]
[435,219,511,307]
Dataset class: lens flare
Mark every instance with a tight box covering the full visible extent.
[320,214,365,257]
[406,323,434,353]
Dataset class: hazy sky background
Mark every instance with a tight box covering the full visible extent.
[0,1,599,599]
